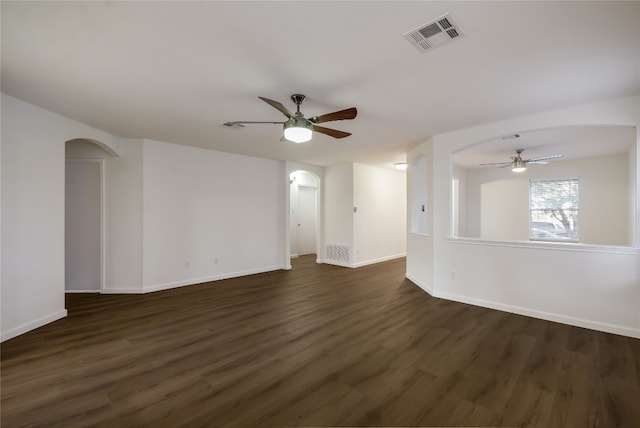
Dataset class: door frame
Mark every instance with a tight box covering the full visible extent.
[296,184,318,256]
[285,166,323,267]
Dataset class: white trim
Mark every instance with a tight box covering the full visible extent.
[323,253,407,269]
[322,260,353,268]
[448,236,640,255]
[142,264,286,294]
[101,288,143,294]
[433,290,640,339]
[405,273,434,295]
[65,290,100,294]
[352,253,406,268]
[1,310,67,342]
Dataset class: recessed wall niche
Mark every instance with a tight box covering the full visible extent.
[409,155,428,235]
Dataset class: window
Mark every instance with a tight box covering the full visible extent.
[529,178,579,241]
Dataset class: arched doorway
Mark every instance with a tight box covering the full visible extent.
[65,139,112,293]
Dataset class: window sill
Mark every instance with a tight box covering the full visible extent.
[447,236,640,255]
[530,238,579,244]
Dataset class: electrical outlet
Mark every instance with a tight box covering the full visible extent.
[214,258,219,265]
[450,271,456,280]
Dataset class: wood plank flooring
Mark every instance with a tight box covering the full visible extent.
[2,255,639,427]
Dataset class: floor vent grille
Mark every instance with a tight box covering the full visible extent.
[325,244,350,263]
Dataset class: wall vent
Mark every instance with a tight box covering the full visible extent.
[325,244,350,263]
[403,13,466,53]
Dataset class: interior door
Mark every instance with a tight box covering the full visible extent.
[297,185,317,255]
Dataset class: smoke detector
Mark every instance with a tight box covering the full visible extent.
[403,13,466,52]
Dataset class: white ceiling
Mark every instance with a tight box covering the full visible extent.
[2,1,639,170]
[452,125,637,169]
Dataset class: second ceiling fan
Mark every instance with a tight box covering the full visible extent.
[480,149,563,173]
[224,94,357,143]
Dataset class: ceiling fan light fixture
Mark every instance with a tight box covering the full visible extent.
[512,158,526,173]
[283,118,312,143]
[394,162,408,170]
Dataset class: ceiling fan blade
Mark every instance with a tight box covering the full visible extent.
[312,125,351,139]
[479,161,512,166]
[258,96,293,118]
[225,121,285,125]
[310,107,358,124]
[525,154,563,163]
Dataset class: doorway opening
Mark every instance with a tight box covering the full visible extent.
[65,139,111,293]
[289,170,320,261]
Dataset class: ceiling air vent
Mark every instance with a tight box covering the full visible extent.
[403,13,466,53]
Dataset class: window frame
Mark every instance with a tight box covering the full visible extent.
[529,177,580,243]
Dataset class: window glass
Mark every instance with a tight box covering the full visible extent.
[529,178,579,241]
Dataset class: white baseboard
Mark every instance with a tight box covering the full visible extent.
[101,288,143,294]
[405,273,434,295]
[352,253,406,268]
[323,253,406,269]
[65,289,100,293]
[142,264,286,294]
[322,260,354,268]
[1,309,68,342]
[434,290,640,339]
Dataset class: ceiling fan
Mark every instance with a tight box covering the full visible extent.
[223,94,357,143]
[480,149,563,173]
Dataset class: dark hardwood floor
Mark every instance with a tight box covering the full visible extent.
[2,255,639,427]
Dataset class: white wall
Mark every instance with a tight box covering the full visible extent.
[353,163,406,266]
[323,163,354,264]
[65,139,144,293]
[630,137,639,246]
[406,139,435,293]
[451,165,467,237]
[141,139,286,292]
[480,179,529,241]
[409,155,429,236]
[67,137,287,293]
[464,154,630,245]
[409,95,640,338]
[1,93,120,341]
[1,93,290,341]
[323,163,406,267]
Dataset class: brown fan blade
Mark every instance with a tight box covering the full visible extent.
[312,125,351,139]
[310,107,357,124]
[258,96,293,118]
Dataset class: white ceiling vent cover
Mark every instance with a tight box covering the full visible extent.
[403,13,466,52]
